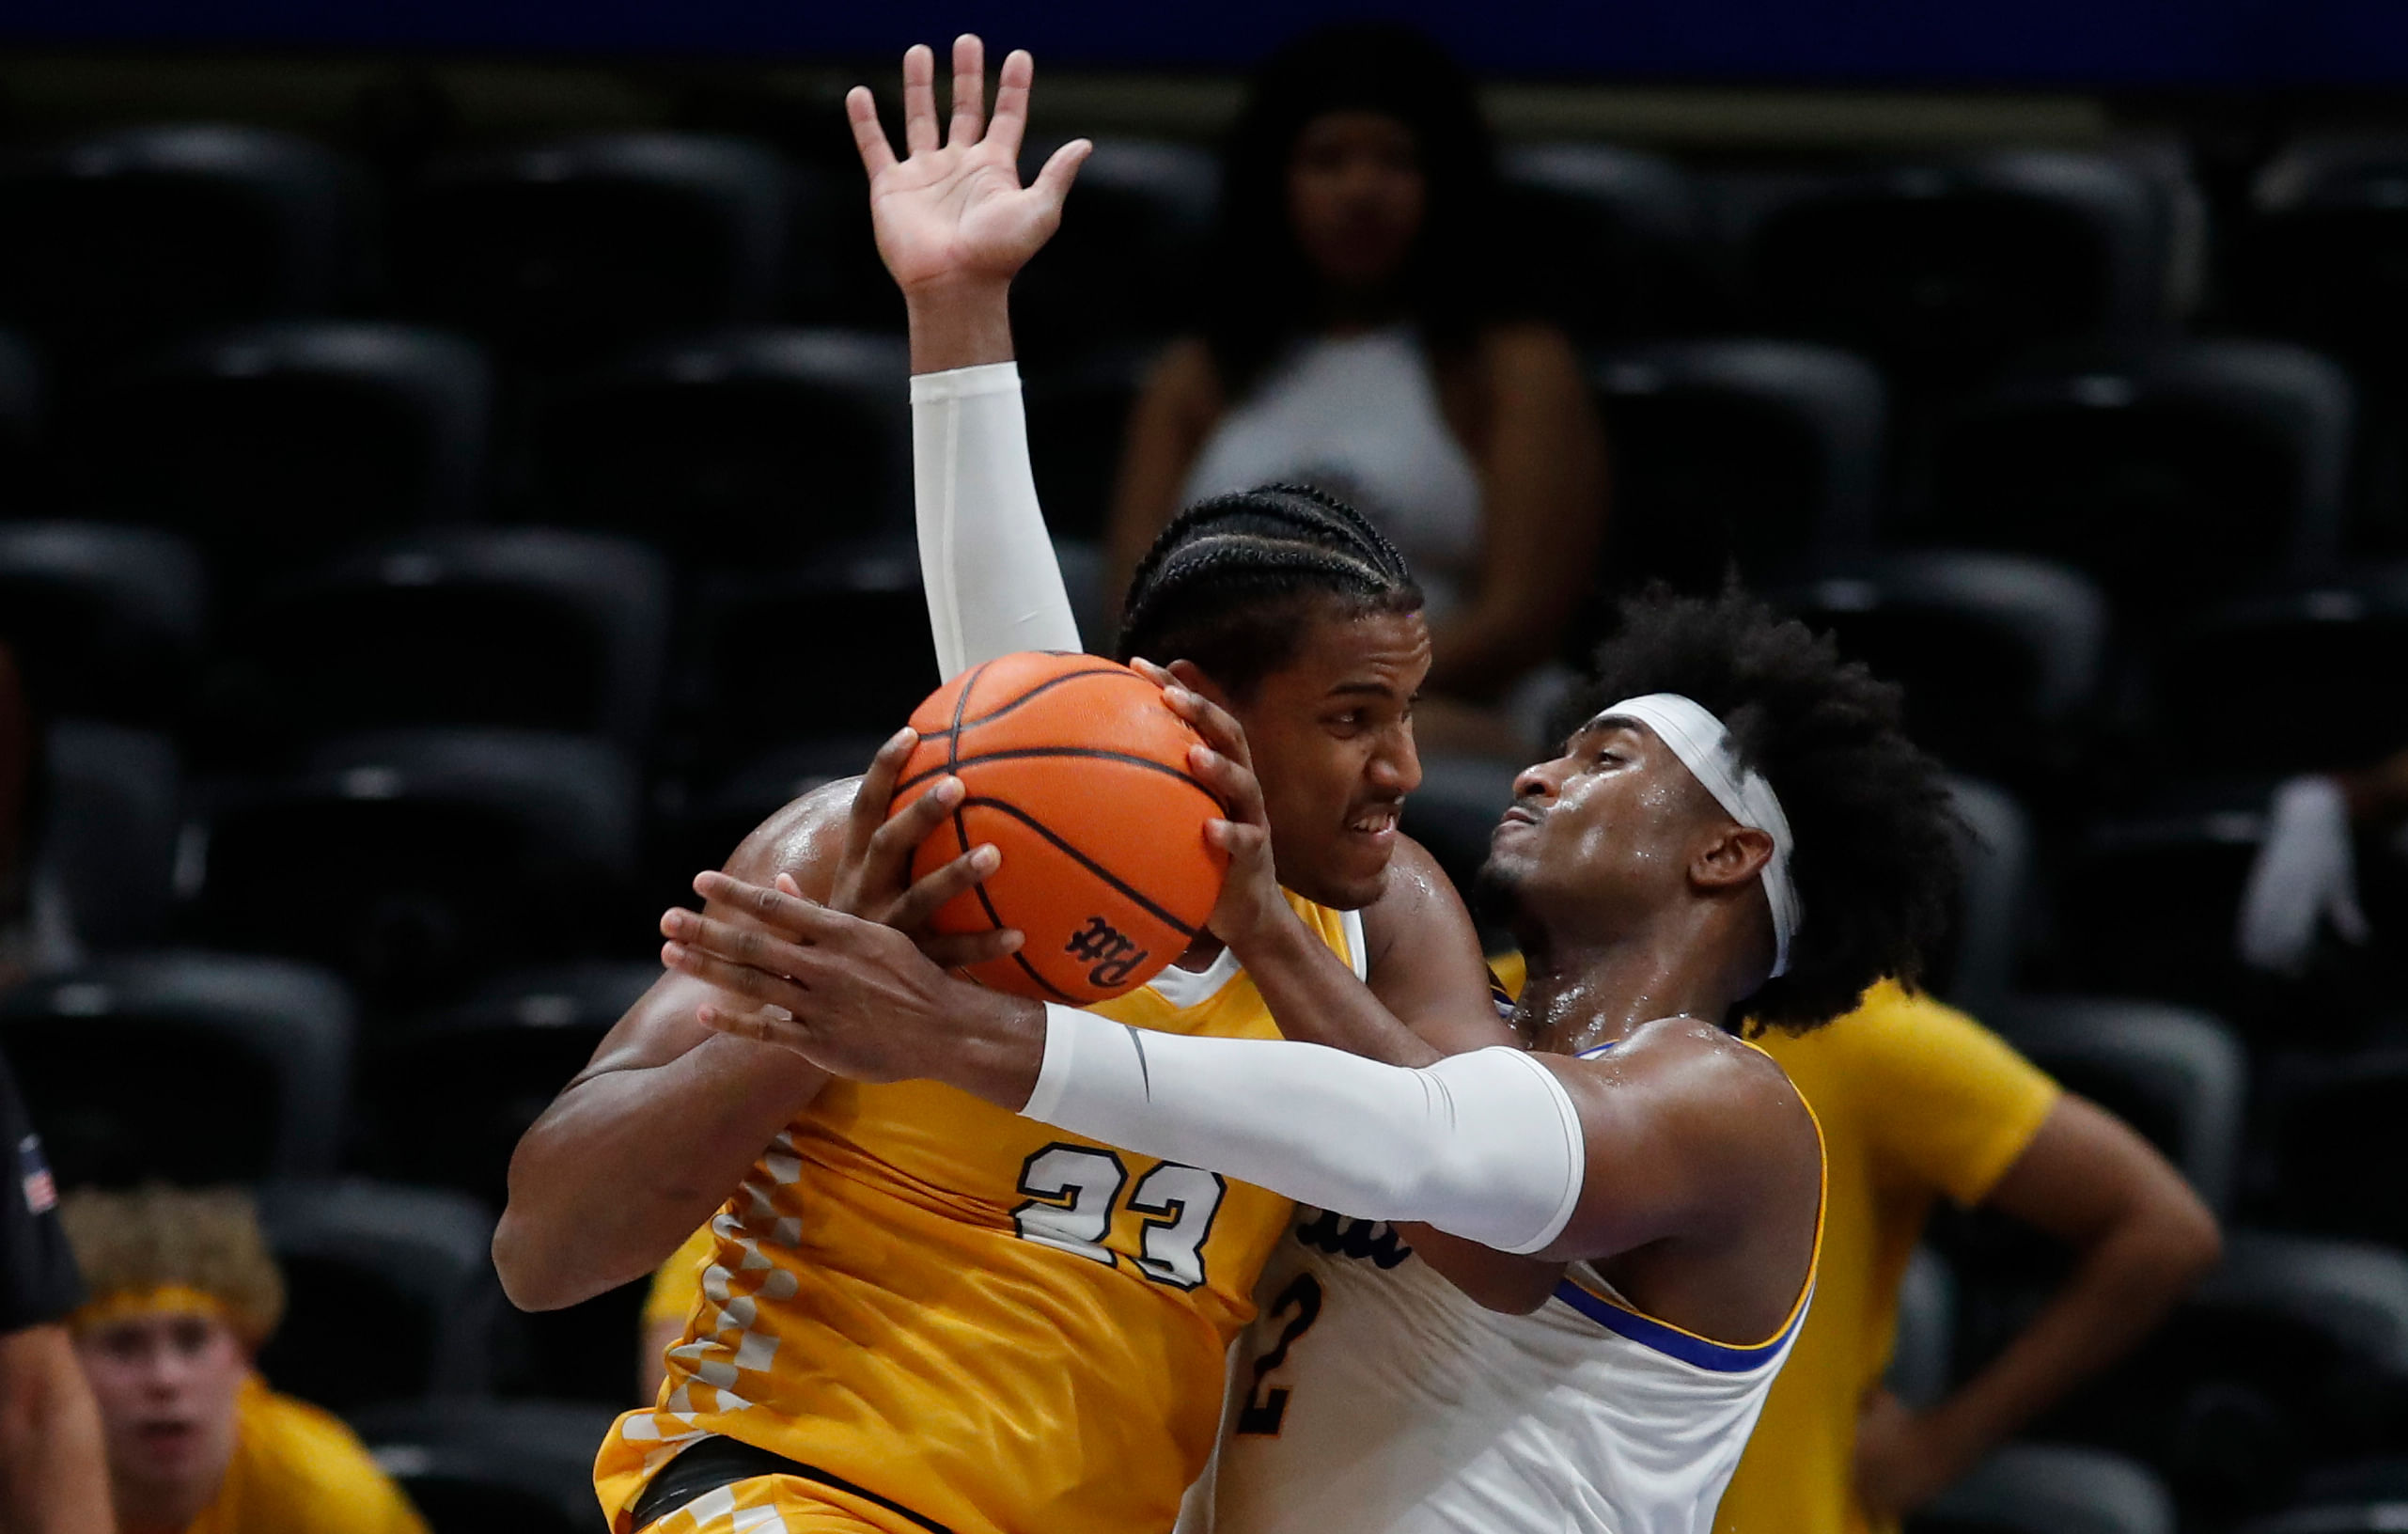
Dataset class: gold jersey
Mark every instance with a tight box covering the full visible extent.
[595,892,1363,1534]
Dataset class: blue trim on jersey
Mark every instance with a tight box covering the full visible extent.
[1550,1276,1806,1372]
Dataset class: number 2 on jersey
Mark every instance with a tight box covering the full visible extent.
[1235,1272,1324,1436]
[1011,1144,1226,1291]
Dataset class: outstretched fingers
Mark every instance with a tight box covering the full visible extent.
[665,939,811,1014]
[694,869,848,940]
[662,907,810,982]
[845,86,896,179]
[1030,136,1092,214]
[985,48,1037,161]
[901,42,939,155]
[946,34,987,149]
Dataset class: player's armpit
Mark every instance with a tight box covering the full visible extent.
[1399,1223,1565,1315]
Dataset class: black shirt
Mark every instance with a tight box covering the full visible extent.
[0,1047,81,1331]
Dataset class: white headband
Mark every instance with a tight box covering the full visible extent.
[1597,693,1802,978]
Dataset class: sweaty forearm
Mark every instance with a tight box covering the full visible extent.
[0,1326,112,1534]
[496,1034,825,1310]
[1229,911,1442,1068]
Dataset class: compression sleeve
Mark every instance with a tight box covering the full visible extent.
[912,362,1084,678]
[1023,1004,1587,1255]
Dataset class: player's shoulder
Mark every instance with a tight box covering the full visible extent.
[1608,1018,1815,1146]
[1358,834,1478,952]
[726,776,863,892]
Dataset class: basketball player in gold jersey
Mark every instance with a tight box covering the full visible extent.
[494,38,1512,1534]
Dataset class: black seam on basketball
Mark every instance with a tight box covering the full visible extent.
[894,746,1219,800]
[910,666,1132,740]
[958,796,1203,940]
[946,661,1080,1003]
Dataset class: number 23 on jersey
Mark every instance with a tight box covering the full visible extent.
[1013,1143,1227,1291]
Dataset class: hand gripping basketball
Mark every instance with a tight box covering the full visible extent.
[885,652,1231,1002]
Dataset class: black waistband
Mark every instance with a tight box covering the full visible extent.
[629,1437,953,1534]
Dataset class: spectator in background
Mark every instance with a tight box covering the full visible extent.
[2236,744,2408,976]
[1104,23,1606,756]
[60,1186,426,1534]
[0,1046,113,1530]
[0,645,79,987]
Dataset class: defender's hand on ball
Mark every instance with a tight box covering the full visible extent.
[849,36,1091,301]
[1129,658,1294,955]
[826,726,1025,972]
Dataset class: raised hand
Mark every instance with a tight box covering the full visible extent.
[849,35,1090,300]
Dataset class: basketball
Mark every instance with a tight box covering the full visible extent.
[888,650,1229,1003]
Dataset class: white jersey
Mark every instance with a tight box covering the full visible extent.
[1192,1198,1820,1534]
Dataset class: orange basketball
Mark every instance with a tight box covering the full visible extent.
[888,651,1229,1003]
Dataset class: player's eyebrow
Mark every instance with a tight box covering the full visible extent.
[1324,681,1401,701]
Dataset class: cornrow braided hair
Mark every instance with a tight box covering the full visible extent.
[1116,484,1425,699]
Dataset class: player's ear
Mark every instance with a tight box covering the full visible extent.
[1164,660,1236,712]
[1692,824,1774,892]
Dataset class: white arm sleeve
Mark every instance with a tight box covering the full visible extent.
[912,362,1084,679]
[1024,1004,1587,1255]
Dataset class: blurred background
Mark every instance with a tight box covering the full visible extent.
[9,3,2408,1532]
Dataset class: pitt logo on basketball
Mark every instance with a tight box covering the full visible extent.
[1065,915,1150,990]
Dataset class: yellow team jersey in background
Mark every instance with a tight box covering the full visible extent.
[187,1375,430,1534]
[595,892,1362,1534]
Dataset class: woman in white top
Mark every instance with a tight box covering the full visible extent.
[1107,25,1605,754]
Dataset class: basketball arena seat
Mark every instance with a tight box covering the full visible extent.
[529,328,910,558]
[2242,1501,2408,1534]
[41,721,181,952]
[351,1400,619,1534]
[0,124,366,363]
[253,1179,505,1411]
[1912,339,2354,617]
[649,731,892,909]
[2231,136,2408,382]
[56,322,492,580]
[0,952,352,1187]
[689,543,942,767]
[396,133,792,362]
[1772,551,2107,789]
[1989,997,2246,1217]
[1936,776,2035,1012]
[186,730,642,1001]
[2259,1049,2408,1247]
[1023,345,1149,542]
[1887,1245,1958,1410]
[2148,568,2408,780]
[1010,137,1216,364]
[0,331,39,490]
[230,528,671,749]
[1910,1444,2175,1534]
[1499,143,1709,342]
[0,521,206,725]
[1728,150,2186,380]
[1583,339,1887,603]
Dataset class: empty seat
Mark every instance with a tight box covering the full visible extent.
[1736,151,2182,377]
[189,731,641,999]
[532,328,910,556]
[398,134,791,360]
[0,125,365,362]
[1013,137,1215,362]
[2261,1050,2408,1247]
[352,1399,617,1533]
[2234,137,2408,381]
[1774,552,2107,787]
[1887,1245,1958,1410]
[41,721,180,951]
[1938,776,2033,1011]
[1912,1444,2175,1534]
[1989,997,2246,1217]
[1586,339,1886,604]
[234,529,671,747]
[0,523,206,725]
[0,952,352,1186]
[59,322,492,574]
[1500,144,1707,342]
[653,733,890,904]
[254,1179,503,1410]
[2150,570,2408,778]
[1915,340,2353,614]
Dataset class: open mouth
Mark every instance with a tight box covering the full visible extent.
[1347,806,1400,838]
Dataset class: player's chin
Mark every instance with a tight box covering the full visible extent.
[1293,835,1397,912]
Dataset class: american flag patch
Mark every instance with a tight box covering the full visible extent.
[19,1136,55,1215]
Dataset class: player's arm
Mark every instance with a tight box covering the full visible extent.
[495,737,1008,1311]
[0,1324,111,1534]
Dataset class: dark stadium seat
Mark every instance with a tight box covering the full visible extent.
[1732,151,2185,378]
[2149,569,2408,778]
[1024,346,1149,543]
[1989,997,2246,1216]
[187,730,642,1000]
[0,331,39,489]
[651,733,890,908]
[2261,1050,2408,1247]
[352,1400,618,1534]
[1012,137,1215,363]
[0,522,206,725]
[1910,1444,2175,1534]
[0,125,366,363]
[1887,1245,1958,1410]
[1773,552,2107,787]
[1914,340,2354,615]
[531,328,910,557]
[2233,137,2408,382]
[2243,1501,2408,1534]
[0,952,352,1186]
[690,544,941,765]
[58,322,492,574]
[1500,143,1707,341]
[397,133,791,360]
[1585,339,1887,603]
[41,721,180,951]
[254,1179,504,1410]
[1938,776,2033,1011]
[233,529,671,747]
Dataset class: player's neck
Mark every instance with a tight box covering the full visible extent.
[1174,932,1227,972]
[1516,938,1743,1057]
